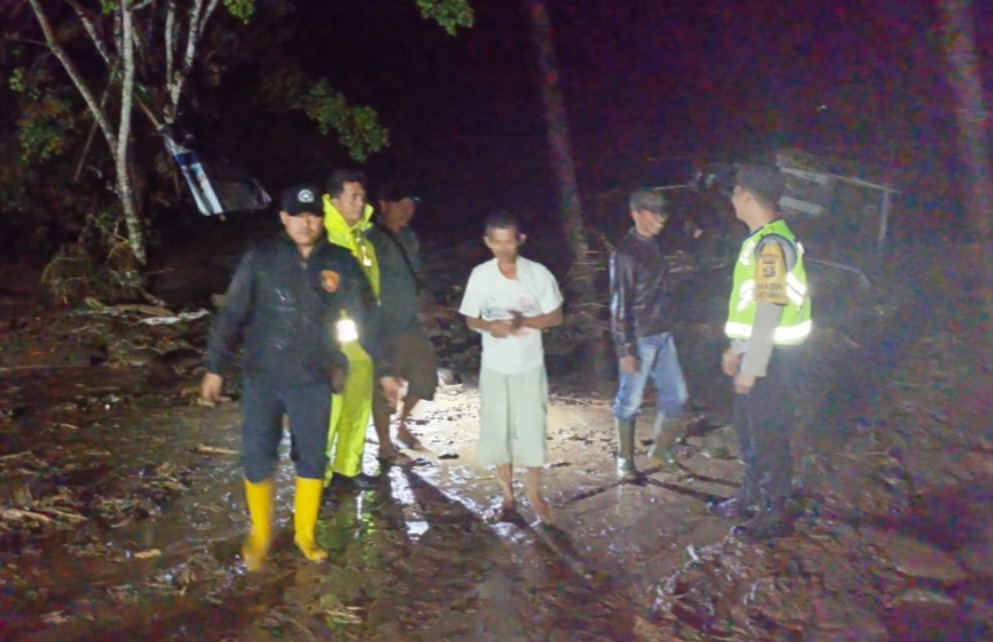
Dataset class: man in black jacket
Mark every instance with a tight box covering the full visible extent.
[201,185,391,571]
[367,180,437,463]
[609,188,689,481]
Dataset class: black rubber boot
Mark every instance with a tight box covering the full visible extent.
[707,496,757,520]
[614,418,638,481]
[731,500,793,541]
[647,414,680,472]
[330,472,381,491]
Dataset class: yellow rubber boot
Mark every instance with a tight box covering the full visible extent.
[242,478,274,572]
[294,477,329,562]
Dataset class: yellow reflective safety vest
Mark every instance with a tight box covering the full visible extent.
[725,219,811,345]
[322,196,380,300]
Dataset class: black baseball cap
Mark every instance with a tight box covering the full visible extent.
[280,185,322,216]
[379,180,421,204]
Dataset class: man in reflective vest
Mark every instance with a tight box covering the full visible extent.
[322,169,399,489]
[709,164,811,540]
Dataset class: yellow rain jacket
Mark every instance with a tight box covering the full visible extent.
[323,196,379,482]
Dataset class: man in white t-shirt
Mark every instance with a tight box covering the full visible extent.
[459,212,564,524]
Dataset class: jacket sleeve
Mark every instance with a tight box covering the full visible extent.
[204,248,256,374]
[609,249,638,360]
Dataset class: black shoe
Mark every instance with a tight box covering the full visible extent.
[731,509,793,541]
[706,496,756,520]
[331,472,381,490]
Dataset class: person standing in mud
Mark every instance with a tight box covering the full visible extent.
[321,169,398,490]
[366,180,438,464]
[609,188,690,481]
[709,164,811,540]
[200,185,392,570]
[458,212,563,523]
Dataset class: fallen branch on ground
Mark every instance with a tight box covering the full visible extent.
[193,444,239,456]
[0,508,54,523]
[0,451,33,461]
[36,507,87,523]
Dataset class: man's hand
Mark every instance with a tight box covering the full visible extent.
[509,311,524,331]
[379,376,402,408]
[200,372,231,406]
[721,348,742,377]
[734,373,757,395]
[487,319,514,338]
[619,355,639,374]
[330,365,348,394]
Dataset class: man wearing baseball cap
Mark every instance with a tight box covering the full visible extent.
[201,184,387,570]
[610,188,691,482]
[709,164,812,540]
[366,180,438,463]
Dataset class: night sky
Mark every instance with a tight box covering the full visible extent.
[6,0,990,235]
[266,0,990,233]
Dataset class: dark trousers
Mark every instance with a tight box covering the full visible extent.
[732,346,801,509]
[241,377,332,483]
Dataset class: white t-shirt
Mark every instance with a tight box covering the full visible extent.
[459,256,564,375]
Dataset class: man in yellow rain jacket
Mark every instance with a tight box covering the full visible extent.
[323,169,399,489]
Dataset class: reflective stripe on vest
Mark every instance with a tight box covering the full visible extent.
[725,319,812,343]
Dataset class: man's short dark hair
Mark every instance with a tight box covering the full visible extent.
[735,164,784,211]
[484,211,520,236]
[326,169,367,198]
[629,188,666,213]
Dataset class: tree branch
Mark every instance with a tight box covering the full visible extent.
[197,0,221,38]
[169,0,206,112]
[165,0,176,97]
[65,0,114,66]
[74,62,120,183]
[26,0,116,150]
[117,2,135,187]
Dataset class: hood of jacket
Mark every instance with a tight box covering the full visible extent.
[323,194,380,298]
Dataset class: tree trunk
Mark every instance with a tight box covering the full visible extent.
[939,0,993,238]
[116,0,147,264]
[526,0,611,382]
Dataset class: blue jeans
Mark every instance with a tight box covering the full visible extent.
[612,333,688,421]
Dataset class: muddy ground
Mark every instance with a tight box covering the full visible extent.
[2,235,993,641]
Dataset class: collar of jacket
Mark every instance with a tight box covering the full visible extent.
[322,195,374,250]
[278,231,328,256]
[628,226,657,242]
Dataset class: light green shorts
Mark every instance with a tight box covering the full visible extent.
[477,365,548,468]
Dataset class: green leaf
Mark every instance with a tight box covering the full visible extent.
[413,0,474,35]
[301,80,389,162]
[8,68,26,94]
[222,0,256,23]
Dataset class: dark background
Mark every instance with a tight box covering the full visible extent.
[203,0,990,238]
[4,0,991,253]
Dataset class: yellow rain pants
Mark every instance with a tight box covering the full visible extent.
[324,339,373,484]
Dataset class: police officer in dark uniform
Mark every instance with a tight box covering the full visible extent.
[201,185,392,570]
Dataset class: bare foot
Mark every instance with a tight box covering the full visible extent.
[378,447,413,466]
[396,426,423,450]
[378,444,399,460]
[485,499,517,523]
[528,494,555,525]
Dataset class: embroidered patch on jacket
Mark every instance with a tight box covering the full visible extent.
[321,270,340,293]
[754,242,788,305]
